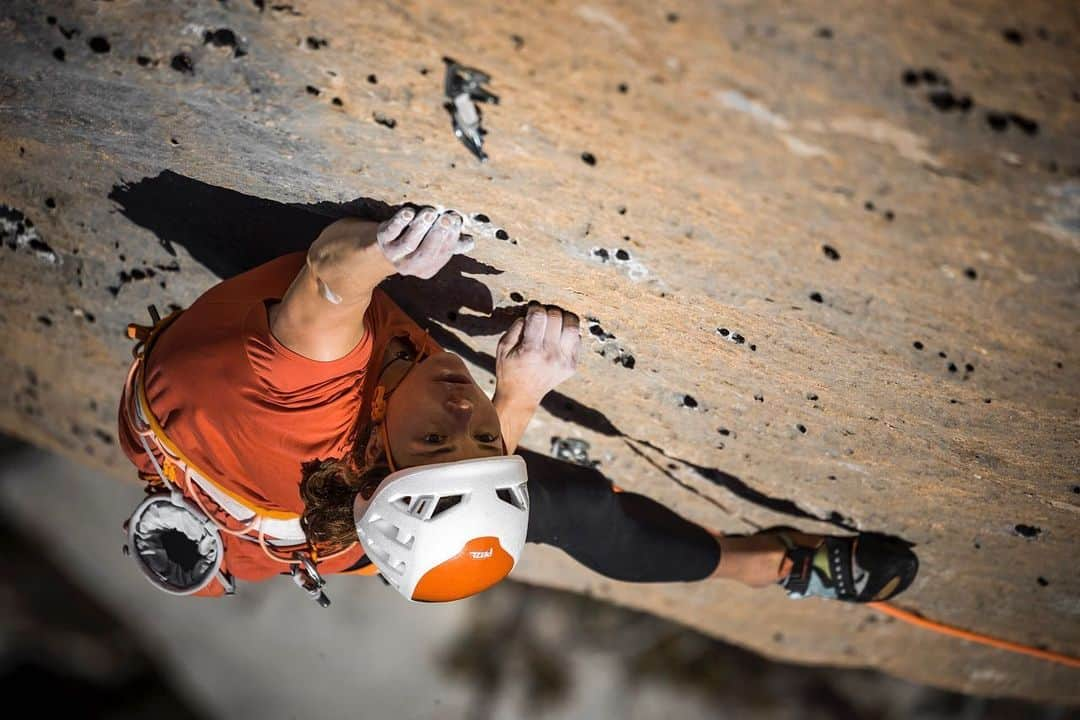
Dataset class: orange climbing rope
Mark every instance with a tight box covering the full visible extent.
[869,602,1080,669]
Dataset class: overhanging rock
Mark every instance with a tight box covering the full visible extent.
[1,0,1077,702]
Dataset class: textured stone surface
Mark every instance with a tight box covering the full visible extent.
[1,0,1077,702]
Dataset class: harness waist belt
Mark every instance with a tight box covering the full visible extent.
[130,364,308,545]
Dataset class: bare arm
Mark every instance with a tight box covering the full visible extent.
[270,207,468,361]
[269,218,395,361]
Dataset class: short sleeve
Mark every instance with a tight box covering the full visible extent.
[243,299,375,396]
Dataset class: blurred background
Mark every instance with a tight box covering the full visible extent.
[1,437,1073,720]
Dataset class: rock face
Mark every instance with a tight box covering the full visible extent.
[1,0,1077,703]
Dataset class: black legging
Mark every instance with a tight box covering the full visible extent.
[521,449,720,583]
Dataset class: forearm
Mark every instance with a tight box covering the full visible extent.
[269,218,394,361]
[306,217,395,305]
[492,392,537,454]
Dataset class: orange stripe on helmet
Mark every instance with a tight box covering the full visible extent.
[412,536,513,602]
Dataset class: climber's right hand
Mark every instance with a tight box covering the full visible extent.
[376,205,475,280]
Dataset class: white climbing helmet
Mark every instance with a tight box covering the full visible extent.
[354,455,529,602]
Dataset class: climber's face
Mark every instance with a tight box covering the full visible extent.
[383,351,504,468]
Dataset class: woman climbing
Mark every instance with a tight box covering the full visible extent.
[117,205,918,605]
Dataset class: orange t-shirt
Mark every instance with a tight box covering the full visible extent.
[117,251,440,591]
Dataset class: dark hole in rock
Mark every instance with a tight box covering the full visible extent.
[1055,361,1063,369]
[473,213,490,223]
[927,90,956,111]
[614,249,630,261]
[581,152,597,166]
[754,393,764,402]
[511,34,525,50]
[136,55,152,66]
[985,112,1008,132]
[509,291,524,302]
[965,363,974,372]
[45,197,56,209]
[617,354,635,369]
[938,351,947,358]
[902,69,918,86]
[913,341,924,350]
[864,201,875,211]
[306,36,327,50]
[37,315,52,327]
[332,97,343,106]
[1007,113,1038,136]
[592,247,609,260]
[949,399,959,404]
[749,344,756,351]
[816,27,833,39]
[47,15,56,25]
[806,392,818,401]
[495,229,509,241]
[204,29,237,48]
[681,394,698,408]
[1072,485,1080,494]
[1002,29,1023,45]
[666,12,679,22]
[964,267,977,280]
[617,82,629,93]
[1014,524,1041,538]
[419,67,429,75]
[796,424,807,434]
[717,327,729,336]
[373,113,396,129]
[884,210,895,221]
[948,362,958,373]
[717,428,730,436]
[171,53,194,74]
[617,206,627,214]
[306,85,320,96]
[822,244,840,260]
[52,47,65,62]
[920,68,942,85]
[1037,576,1048,587]
[809,291,823,303]
[731,333,745,344]
[367,73,378,84]
[983,398,991,403]
[88,36,110,53]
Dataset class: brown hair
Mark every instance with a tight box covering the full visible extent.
[299,424,390,554]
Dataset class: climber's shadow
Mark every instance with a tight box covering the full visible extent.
[107,169,498,321]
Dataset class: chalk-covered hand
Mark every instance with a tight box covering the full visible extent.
[376,205,475,280]
[494,302,581,408]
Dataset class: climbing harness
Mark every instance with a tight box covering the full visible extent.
[122,305,345,605]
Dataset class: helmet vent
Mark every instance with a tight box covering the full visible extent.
[495,483,528,511]
[431,494,464,517]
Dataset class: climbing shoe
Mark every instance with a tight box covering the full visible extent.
[777,531,918,603]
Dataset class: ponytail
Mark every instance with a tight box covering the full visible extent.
[299,427,390,554]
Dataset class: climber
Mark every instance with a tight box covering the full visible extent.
[117,205,918,605]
